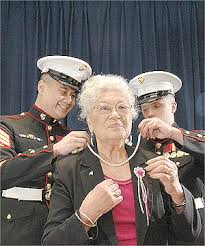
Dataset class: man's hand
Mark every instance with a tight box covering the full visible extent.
[138,118,183,144]
[53,131,90,157]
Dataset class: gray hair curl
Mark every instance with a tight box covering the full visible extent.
[78,74,138,120]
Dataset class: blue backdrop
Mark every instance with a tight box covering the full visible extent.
[1,1,204,141]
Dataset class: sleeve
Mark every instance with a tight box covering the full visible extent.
[168,186,202,242]
[42,163,98,245]
[0,122,55,190]
[177,129,205,156]
[174,129,204,180]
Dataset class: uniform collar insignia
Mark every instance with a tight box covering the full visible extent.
[30,104,58,125]
[40,113,46,121]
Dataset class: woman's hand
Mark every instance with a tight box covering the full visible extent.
[79,179,123,223]
[145,156,185,204]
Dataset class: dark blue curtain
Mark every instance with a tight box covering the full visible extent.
[1,1,204,138]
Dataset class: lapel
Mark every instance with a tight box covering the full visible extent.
[128,147,150,245]
[128,146,164,245]
[141,138,155,152]
[79,147,118,245]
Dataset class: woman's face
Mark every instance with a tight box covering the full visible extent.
[87,89,133,145]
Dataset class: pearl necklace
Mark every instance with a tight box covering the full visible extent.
[87,133,141,167]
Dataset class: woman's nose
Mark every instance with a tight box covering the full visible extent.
[110,107,121,117]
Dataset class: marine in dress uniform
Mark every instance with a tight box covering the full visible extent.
[129,71,204,245]
[0,56,92,245]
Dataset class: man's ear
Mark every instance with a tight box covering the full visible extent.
[172,101,177,113]
[37,80,46,95]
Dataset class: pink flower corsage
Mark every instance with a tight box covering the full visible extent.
[134,166,145,178]
[134,166,150,225]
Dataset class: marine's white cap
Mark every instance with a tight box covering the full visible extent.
[129,71,182,105]
[37,56,92,92]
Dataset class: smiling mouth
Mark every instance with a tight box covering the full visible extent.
[58,103,70,110]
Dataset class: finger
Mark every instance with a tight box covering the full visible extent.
[76,140,89,149]
[138,119,147,132]
[146,155,169,165]
[76,145,86,152]
[145,160,164,171]
[138,118,153,131]
[102,179,114,186]
[67,138,89,150]
[140,121,153,138]
[95,179,114,190]
[108,183,120,191]
[145,158,170,170]
[148,167,177,182]
[147,120,163,138]
[150,128,161,139]
[116,189,122,195]
[70,136,89,144]
[112,190,122,199]
[139,118,167,139]
[115,195,123,204]
[142,120,157,138]
[71,144,87,154]
[70,141,88,153]
[148,172,172,181]
[145,158,176,173]
[112,195,123,205]
[113,193,119,199]
[138,119,153,138]
[71,149,78,154]
[146,164,172,175]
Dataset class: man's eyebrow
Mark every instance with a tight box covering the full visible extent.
[150,100,163,106]
[59,85,67,89]
[142,100,162,108]
[59,85,77,95]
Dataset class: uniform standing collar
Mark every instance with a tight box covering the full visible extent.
[30,104,59,125]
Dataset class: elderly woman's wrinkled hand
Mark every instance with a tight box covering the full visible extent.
[79,179,123,223]
[144,156,184,197]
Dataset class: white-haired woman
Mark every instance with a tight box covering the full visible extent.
[42,75,201,245]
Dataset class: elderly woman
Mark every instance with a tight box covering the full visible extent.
[42,74,200,245]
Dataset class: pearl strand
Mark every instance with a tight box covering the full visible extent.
[87,133,141,167]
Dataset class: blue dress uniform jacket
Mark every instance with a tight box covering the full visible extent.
[140,124,205,245]
[42,146,201,245]
[0,104,70,245]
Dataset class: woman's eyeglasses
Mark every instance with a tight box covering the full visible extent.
[93,103,132,115]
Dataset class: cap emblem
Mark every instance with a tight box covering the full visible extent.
[138,77,144,84]
[79,64,87,71]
